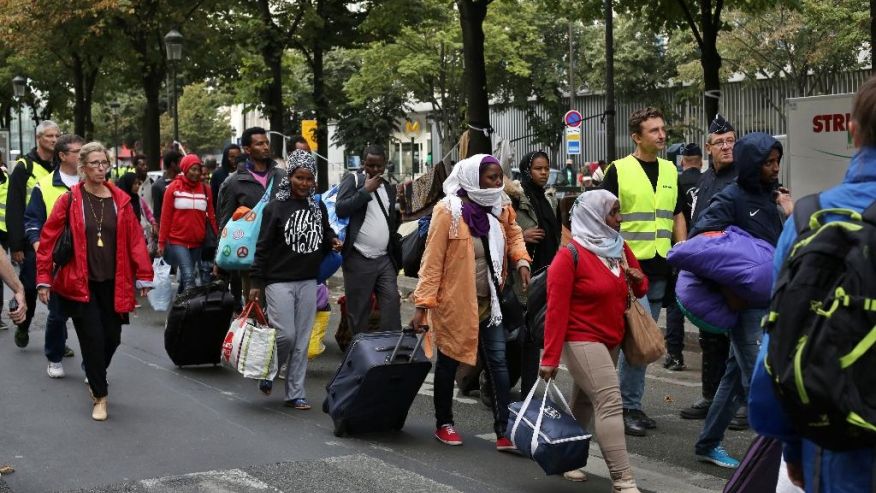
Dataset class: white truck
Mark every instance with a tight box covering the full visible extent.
[786,93,856,198]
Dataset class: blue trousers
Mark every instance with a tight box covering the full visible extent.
[618,277,666,410]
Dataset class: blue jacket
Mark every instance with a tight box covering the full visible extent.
[690,133,784,246]
[24,170,71,246]
[749,146,876,493]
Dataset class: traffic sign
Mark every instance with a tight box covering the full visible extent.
[564,110,583,127]
[565,126,581,155]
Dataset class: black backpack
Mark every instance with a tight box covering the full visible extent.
[763,193,876,450]
[525,243,578,347]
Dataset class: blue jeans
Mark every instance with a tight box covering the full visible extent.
[694,308,765,455]
[44,294,70,363]
[619,277,666,410]
[434,319,511,437]
[164,244,202,293]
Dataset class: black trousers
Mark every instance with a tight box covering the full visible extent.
[699,331,731,400]
[65,281,124,398]
[16,248,38,331]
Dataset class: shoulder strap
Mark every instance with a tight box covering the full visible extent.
[793,193,821,235]
[565,242,578,269]
[259,177,274,204]
[373,188,393,228]
[353,172,360,188]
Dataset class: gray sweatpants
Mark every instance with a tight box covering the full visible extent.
[265,280,317,401]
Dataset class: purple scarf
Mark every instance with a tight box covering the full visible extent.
[457,189,492,237]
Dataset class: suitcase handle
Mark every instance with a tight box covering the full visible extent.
[387,325,428,364]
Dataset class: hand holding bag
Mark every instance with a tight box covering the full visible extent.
[507,378,591,475]
[146,258,173,311]
[620,256,666,366]
[220,301,278,380]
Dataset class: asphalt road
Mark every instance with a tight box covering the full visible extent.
[0,278,751,493]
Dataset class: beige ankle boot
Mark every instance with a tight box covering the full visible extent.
[611,470,641,493]
[92,396,108,421]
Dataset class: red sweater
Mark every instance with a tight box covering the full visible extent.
[158,179,218,249]
[541,241,649,367]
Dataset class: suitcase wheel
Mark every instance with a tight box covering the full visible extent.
[333,419,347,437]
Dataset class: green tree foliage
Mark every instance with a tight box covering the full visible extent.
[160,82,232,155]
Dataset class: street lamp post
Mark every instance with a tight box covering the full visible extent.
[109,100,121,167]
[164,29,183,148]
[12,76,26,156]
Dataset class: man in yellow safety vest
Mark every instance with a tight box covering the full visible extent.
[601,107,687,437]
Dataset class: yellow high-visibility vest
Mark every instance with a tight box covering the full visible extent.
[0,169,9,233]
[15,157,52,208]
[612,154,677,260]
[35,172,69,218]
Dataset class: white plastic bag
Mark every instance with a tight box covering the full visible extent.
[220,302,278,380]
[146,259,173,311]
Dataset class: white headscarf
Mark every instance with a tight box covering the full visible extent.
[570,190,624,259]
[441,154,506,327]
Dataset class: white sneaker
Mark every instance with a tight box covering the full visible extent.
[47,362,65,379]
[278,363,288,380]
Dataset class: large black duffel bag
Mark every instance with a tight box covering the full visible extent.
[164,281,235,367]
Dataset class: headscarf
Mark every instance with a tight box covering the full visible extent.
[117,172,142,221]
[277,149,322,224]
[177,154,202,188]
[570,190,624,260]
[518,151,560,270]
[441,154,505,327]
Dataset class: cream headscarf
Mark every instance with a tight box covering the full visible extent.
[570,189,624,259]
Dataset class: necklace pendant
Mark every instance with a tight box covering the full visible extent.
[97,232,104,248]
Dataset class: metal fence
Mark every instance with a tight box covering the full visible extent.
[487,70,871,167]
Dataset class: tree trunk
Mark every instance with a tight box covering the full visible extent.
[313,39,329,193]
[872,0,875,75]
[604,0,616,162]
[700,11,722,126]
[142,65,163,171]
[458,0,491,156]
[258,0,286,159]
[72,55,87,139]
[83,66,99,140]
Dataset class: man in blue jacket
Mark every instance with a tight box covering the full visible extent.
[688,132,792,468]
[749,76,876,492]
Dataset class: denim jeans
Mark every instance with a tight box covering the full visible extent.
[44,293,70,363]
[619,276,666,410]
[434,319,511,437]
[694,308,765,455]
[164,244,202,293]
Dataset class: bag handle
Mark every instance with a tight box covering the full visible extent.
[259,177,274,205]
[238,300,268,325]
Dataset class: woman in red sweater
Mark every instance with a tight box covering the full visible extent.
[158,154,217,293]
[539,190,648,493]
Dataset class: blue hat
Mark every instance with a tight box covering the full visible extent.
[709,114,735,134]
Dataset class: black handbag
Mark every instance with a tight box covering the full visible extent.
[480,236,525,341]
[52,192,74,269]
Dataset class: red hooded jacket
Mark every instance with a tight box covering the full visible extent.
[36,182,153,314]
[158,154,218,249]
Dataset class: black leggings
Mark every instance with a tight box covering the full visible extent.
[67,281,124,398]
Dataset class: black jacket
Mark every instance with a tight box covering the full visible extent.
[216,161,285,229]
[7,148,53,251]
[335,171,400,266]
[690,133,784,246]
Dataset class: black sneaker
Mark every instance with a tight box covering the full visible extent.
[622,408,647,437]
[64,346,75,358]
[680,398,712,419]
[14,328,29,348]
[663,353,686,371]
[633,409,657,429]
[729,407,749,431]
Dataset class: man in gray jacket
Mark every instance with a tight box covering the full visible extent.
[336,145,401,334]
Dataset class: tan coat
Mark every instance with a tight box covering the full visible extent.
[413,201,531,366]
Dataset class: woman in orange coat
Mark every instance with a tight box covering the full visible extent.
[411,154,531,451]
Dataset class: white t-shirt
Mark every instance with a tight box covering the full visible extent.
[353,184,390,259]
[59,170,79,188]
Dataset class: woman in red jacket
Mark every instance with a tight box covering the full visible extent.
[36,142,153,421]
[538,190,648,492]
[158,154,218,293]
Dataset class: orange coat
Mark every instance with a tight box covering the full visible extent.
[413,201,531,366]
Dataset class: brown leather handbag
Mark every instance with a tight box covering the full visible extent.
[620,256,666,366]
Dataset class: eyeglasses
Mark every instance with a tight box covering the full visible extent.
[86,160,110,169]
[710,138,736,149]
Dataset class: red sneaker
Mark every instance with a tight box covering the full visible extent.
[434,425,463,446]
[496,437,516,452]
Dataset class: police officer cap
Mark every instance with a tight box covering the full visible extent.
[709,114,735,134]
[681,143,702,156]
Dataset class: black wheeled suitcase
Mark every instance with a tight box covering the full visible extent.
[323,328,431,437]
[164,280,235,367]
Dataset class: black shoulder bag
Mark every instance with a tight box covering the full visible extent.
[52,192,74,269]
[373,187,403,269]
[479,235,525,341]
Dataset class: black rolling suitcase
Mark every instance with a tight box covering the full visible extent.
[164,280,235,367]
[323,328,431,437]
